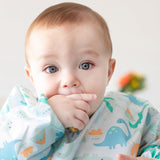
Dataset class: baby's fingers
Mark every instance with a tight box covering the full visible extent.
[116,154,151,160]
[117,154,136,160]
[67,94,97,102]
[74,100,90,114]
[73,110,89,130]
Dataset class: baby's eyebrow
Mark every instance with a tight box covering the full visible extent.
[79,49,99,57]
[38,52,58,60]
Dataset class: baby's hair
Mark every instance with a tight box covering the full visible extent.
[25,2,112,64]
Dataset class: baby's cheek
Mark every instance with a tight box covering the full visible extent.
[44,90,57,99]
[37,86,56,99]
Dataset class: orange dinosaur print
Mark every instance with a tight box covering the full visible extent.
[131,143,139,156]
[126,108,133,118]
[36,133,46,145]
[21,146,34,157]
[89,129,103,135]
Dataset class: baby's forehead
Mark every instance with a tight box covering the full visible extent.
[27,20,106,48]
[26,23,111,65]
[26,20,112,65]
[29,22,106,50]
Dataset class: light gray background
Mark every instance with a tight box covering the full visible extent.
[0,0,160,109]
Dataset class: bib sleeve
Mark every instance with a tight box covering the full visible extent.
[138,101,160,159]
[0,85,65,159]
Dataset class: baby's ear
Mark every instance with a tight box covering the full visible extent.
[107,58,116,82]
[24,65,34,84]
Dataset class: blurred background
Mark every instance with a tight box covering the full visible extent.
[0,0,160,109]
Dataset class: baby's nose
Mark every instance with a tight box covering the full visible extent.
[62,83,78,88]
[61,73,80,88]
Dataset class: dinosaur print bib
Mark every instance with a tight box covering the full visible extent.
[0,85,160,160]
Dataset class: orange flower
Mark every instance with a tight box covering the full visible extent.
[118,72,145,93]
[118,73,133,87]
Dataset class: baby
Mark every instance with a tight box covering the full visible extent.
[0,2,160,160]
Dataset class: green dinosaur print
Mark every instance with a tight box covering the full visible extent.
[150,148,157,158]
[142,147,160,159]
[140,144,160,155]
[6,104,10,113]
[154,151,160,159]
[22,93,29,99]
[38,94,49,105]
[103,97,114,112]
[1,104,10,115]
[129,104,148,129]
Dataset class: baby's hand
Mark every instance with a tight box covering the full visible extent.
[47,94,96,130]
[117,154,152,160]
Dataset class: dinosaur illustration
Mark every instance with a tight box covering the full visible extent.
[20,100,27,106]
[103,97,114,112]
[124,94,146,106]
[131,143,139,156]
[129,104,148,129]
[150,148,160,159]
[146,112,151,126]
[21,146,34,158]
[0,139,21,159]
[94,118,131,149]
[38,94,49,105]
[140,144,160,158]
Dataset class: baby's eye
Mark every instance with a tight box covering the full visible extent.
[80,62,93,70]
[45,66,58,73]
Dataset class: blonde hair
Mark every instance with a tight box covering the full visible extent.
[25,2,112,64]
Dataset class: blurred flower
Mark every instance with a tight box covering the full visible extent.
[118,72,145,93]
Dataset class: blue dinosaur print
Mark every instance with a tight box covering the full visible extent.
[146,112,151,126]
[56,132,64,140]
[94,119,131,149]
[124,94,146,106]
[68,129,80,138]
[0,139,21,159]
[20,100,27,106]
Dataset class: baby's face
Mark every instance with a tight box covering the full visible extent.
[25,22,115,115]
